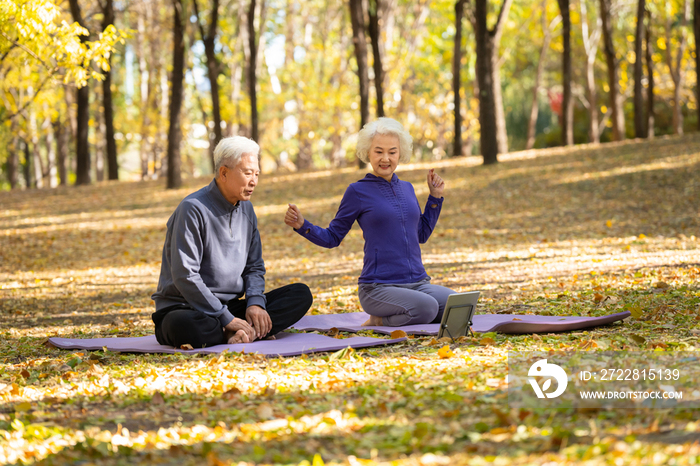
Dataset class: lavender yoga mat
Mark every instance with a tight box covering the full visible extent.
[48,332,406,356]
[291,311,632,335]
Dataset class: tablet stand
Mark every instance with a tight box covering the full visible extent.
[440,303,475,342]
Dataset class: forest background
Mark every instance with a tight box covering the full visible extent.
[1,0,699,188]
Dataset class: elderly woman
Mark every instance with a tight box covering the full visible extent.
[284,118,455,327]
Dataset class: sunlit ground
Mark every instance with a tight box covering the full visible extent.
[0,134,699,464]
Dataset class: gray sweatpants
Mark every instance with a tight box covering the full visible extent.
[358,279,456,326]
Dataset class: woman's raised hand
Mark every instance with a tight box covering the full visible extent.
[285,204,305,230]
[427,169,445,198]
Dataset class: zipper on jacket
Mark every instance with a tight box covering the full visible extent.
[389,182,413,278]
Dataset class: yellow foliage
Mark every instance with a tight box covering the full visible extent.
[0,0,128,121]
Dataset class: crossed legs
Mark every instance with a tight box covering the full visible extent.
[153,283,313,348]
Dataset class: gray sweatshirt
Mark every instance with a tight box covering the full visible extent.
[151,179,266,326]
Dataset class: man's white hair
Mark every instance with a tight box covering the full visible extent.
[356,117,413,164]
[214,136,260,176]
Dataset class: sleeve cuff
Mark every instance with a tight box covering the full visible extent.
[218,308,235,327]
[246,295,267,310]
[427,194,444,207]
[294,219,313,236]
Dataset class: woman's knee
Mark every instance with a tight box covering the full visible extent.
[411,294,439,322]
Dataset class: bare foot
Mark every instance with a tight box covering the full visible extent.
[226,329,250,344]
[361,315,383,326]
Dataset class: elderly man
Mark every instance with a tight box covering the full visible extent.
[152,136,312,348]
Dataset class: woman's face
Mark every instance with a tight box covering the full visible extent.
[368,133,400,182]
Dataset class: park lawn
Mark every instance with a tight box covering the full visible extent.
[0,134,699,465]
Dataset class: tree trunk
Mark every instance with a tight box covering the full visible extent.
[285,0,295,66]
[156,64,169,177]
[8,121,19,189]
[61,84,74,184]
[153,1,166,178]
[585,57,599,143]
[68,0,92,185]
[664,0,689,135]
[695,0,700,131]
[474,0,497,164]
[349,0,370,168]
[95,85,105,182]
[474,0,512,164]
[599,0,625,141]
[581,0,601,143]
[194,86,216,165]
[166,0,186,189]
[493,59,508,154]
[42,110,57,188]
[247,0,260,142]
[633,0,646,138]
[368,0,385,118]
[101,0,118,180]
[29,106,43,188]
[194,0,222,167]
[526,8,557,150]
[558,0,573,146]
[453,0,465,156]
[23,141,31,189]
[54,117,68,186]
[646,7,655,138]
[136,12,152,179]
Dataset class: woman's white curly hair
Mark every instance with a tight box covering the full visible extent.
[356,117,413,164]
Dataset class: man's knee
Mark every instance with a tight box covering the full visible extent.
[159,310,194,346]
[285,282,313,309]
[159,309,222,348]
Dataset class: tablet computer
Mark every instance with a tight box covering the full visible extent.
[437,291,480,340]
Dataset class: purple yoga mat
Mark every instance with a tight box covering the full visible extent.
[48,332,406,356]
[291,311,631,335]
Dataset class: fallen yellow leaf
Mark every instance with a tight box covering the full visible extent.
[14,402,31,412]
[437,346,454,358]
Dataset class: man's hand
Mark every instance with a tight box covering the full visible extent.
[246,305,272,339]
[224,317,256,343]
[427,169,445,198]
[284,204,305,230]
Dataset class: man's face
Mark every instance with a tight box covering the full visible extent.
[218,153,260,204]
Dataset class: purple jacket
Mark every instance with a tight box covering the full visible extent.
[296,173,443,284]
